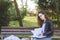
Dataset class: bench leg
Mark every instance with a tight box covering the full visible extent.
[1,36,4,40]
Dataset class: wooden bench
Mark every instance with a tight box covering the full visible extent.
[1,27,35,35]
[0,27,60,40]
[1,27,38,40]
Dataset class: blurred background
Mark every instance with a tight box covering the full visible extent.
[0,0,60,40]
[0,0,60,29]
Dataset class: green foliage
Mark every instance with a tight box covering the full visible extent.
[37,0,60,29]
[9,3,17,21]
[20,7,27,19]
[38,0,47,10]
[9,8,17,21]
[58,0,60,13]
[0,0,11,26]
[9,2,27,21]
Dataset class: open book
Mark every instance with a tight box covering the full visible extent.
[30,28,46,38]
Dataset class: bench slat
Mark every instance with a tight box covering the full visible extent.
[1,29,31,32]
[1,32,32,35]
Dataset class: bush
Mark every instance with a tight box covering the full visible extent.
[0,1,11,26]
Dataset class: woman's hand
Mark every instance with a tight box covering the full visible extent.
[38,33,43,36]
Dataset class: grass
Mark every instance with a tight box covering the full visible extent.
[9,16,38,27]
[9,21,19,27]
[23,16,38,27]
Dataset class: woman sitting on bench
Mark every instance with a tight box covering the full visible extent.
[32,10,54,40]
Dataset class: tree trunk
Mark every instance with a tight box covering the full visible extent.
[14,0,23,27]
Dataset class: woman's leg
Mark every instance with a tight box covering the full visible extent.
[32,37,42,40]
[42,37,52,40]
[32,37,52,40]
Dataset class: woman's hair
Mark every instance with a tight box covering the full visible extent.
[37,10,49,27]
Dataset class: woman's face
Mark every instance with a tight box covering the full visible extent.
[38,13,45,20]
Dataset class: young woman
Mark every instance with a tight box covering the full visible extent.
[33,10,54,40]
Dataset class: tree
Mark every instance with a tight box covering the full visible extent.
[9,2,17,21]
[0,0,11,33]
[14,0,23,27]
[20,0,27,19]
[9,0,28,27]
[0,0,11,26]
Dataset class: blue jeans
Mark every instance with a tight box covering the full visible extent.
[32,37,52,40]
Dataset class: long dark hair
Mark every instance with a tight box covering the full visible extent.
[37,10,49,27]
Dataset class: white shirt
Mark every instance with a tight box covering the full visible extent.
[41,23,46,33]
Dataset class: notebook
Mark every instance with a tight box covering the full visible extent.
[30,28,46,38]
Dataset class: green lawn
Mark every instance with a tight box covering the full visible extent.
[9,16,39,27]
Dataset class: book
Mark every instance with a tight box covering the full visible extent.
[30,28,46,38]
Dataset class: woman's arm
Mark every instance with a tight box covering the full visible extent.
[43,21,54,36]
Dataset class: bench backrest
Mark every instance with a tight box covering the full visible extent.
[1,27,38,35]
[1,27,60,35]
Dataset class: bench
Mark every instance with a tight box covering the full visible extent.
[1,27,38,40]
[1,27,35,35]
[0,26,60,40]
